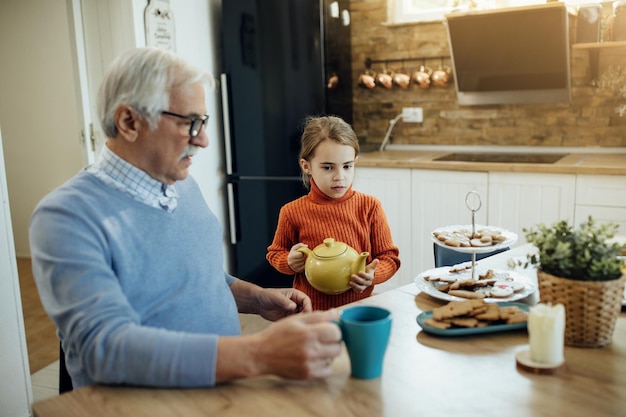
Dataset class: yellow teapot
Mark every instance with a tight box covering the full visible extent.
[297,238,369,295]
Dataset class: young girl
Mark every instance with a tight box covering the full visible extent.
[266,116,401,310]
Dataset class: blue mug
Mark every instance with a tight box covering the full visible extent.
[337,305,392,379]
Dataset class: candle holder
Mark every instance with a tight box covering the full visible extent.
[515,350,566,375]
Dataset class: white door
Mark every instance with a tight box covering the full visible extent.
[0,2,137,410]
[0,0,87,257]
[68,0,138,163]
[0,126,33,416]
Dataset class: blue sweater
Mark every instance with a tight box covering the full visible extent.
[29,171,239,388]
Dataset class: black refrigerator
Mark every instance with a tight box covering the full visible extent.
[220,0,352,288]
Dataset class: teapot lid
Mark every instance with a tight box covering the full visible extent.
[313,238,347,258]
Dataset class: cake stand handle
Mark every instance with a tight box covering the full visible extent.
[465,191,482,236]
[465,191,482,280]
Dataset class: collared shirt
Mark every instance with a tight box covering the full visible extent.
[86,145,178,212]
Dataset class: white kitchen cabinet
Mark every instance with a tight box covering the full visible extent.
[354,167,413,291]
[411,170,489,274]
[488,172,576,244]
[574,175,626,234]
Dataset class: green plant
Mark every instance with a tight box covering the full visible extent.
[516,216,625,282]
[598,65,626,117]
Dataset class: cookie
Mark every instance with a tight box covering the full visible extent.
[480,234,493,244]
[479,269,495,280]
[432,299,485,320]
[470,238,492,247]
[449,262,472,273]
[449,317,479,328]
[490,283,514,298]
[438,275,459,283]
[474,303,501,321]
[424,318,452,329]
[444,238,462,247]
[473,278,497,288]
[504,277,525,292]
[499,306,528,324]
[493,234,508,243]
[448,279,476,290]
[448,289,487,299]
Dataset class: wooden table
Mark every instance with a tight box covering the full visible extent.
[32,246,626,417]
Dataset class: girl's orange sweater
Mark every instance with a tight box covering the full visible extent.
[266,180,401,310]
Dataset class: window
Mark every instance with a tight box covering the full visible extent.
[389,0,550,24]
[389,0,471,24]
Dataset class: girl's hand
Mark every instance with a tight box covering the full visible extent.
[350,259,379,293]
[287,243,308,273]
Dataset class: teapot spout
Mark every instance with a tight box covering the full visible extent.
[352,252,370,274]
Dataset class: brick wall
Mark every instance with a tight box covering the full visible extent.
[348,0,626,149]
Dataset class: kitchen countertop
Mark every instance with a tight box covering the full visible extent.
[357,150,626,176]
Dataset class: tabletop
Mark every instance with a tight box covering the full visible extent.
[31,245,626,417]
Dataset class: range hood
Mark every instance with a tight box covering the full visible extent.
[445,3,571,106]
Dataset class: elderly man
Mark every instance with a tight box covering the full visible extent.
[29,47,341,389]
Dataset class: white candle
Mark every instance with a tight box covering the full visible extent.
[528,303,565,365]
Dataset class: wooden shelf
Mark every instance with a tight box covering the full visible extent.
[572,41,626,79]
[572,41,626,49]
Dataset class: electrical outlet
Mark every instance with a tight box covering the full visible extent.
[402,107,423,123]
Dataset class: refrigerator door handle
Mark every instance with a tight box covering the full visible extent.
[220,73,234,176]
[226,182,238,245]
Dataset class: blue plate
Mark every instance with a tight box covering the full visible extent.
[416,302,530,336]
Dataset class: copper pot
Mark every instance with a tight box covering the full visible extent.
[375,72,393,90]
[393,72,410,89]
[327,74,339,90]
[432,67,452,88]
[358,72,376,89]
[412,65,432,89]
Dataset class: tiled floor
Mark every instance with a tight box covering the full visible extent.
[31,360,59,402]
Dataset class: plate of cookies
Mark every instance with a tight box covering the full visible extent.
[431,224,518,254]
[415,265,535,303]
[416,299,529,336]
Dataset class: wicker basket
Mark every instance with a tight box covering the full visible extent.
[537,271,626,347]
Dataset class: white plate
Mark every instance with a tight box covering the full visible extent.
[414,266,536,303]
[431,224,518,254]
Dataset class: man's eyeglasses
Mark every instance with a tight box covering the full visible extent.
[161,111,209,137]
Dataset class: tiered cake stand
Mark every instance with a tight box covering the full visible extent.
[430,191,518,280]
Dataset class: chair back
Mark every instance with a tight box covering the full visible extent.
[59,344,73,394]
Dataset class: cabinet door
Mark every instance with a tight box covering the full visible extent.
[488,172,576,243]
[411,170,489,273]
[354,167,412,291]
[575,205,626,235]
[575,175,626,233]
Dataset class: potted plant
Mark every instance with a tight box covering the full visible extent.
[519,216,626,347]
[598,65,626,117]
